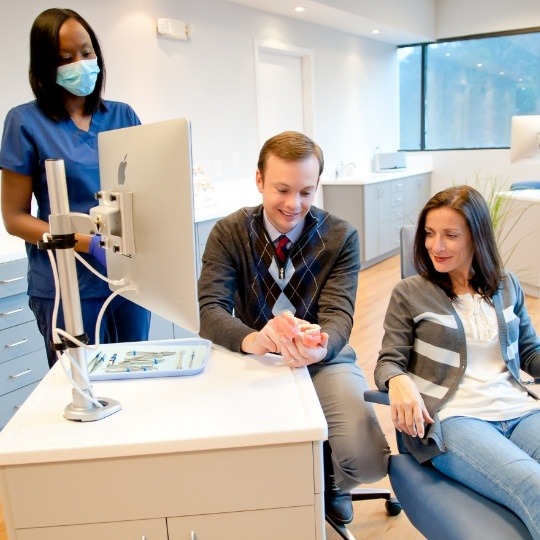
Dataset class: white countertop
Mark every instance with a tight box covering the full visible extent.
[497,189,540,203]
[0,342,327,466]
[320,165,433,186]
[0,236,26,264]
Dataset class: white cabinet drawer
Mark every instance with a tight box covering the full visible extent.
[168,506,317,540]
[0,293,33,331]
[0,259,27,299]
[17,518,168,540]
[6,442,315,529]
[0,381,39,429]
[0,349,48,395]
[0,321,43,363]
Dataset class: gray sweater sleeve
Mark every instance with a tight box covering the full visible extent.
[197,217,254,352]
[374,279,417,390]
[316,227,360,360]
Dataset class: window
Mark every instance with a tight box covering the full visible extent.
[399,30,540,151]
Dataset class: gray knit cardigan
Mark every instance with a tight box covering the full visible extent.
[375,272,540,462]
[198,204,360,364]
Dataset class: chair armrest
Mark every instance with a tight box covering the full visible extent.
[364,389,390,406]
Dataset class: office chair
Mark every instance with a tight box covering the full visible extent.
[362,224,532,540]
[510,181,540,190]
[325,484,401,540]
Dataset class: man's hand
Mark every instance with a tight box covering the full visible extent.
[388,374,434,438]
[279,332,329,367]
[241,315,329,365]
[241,321,282,356]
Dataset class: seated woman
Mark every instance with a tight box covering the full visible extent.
[375,185,540,539]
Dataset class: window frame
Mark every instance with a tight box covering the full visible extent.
[399,27,540,152]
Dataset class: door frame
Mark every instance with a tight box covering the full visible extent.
[254,39,315,145]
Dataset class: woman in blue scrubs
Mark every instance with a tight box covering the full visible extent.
[0,8,150,367]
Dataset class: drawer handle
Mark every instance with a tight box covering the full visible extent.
[9,369,32,380]
[5,339,28,349]
[1,308,24,317]
[1,276,25,285]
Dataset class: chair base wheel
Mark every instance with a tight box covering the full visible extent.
[385,498,402,516]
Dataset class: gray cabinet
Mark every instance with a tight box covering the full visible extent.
[322,173,431,268]
[0,258,48,429]
[195,217,219,277]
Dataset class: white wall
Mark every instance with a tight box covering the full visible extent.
[437,0,540,38]
[0,0,398,178]
[0,0,399,252]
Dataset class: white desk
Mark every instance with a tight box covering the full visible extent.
[0,344,327,540]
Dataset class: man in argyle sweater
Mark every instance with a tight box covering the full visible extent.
[198,131,389,525]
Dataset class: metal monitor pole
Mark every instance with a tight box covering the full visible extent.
[45,159,120,421]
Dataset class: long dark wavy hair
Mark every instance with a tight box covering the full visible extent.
[413,185,504,301]
[29,8,105,121]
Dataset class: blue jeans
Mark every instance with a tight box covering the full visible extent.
[431,412,540,540]
[30,296,151,368]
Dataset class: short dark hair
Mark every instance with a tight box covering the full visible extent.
[29,8,105,121]
[413,185,503,301]
[257,131,324,179]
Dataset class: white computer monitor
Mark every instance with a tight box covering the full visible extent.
[96,118,199,333]
[510,115,540,164]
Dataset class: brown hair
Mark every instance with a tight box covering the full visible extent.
[413,185,504,301]
[257,131,324,179]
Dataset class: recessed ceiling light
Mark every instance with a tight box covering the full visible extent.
[293,6,306,12]
[371,29,380,34]
[477,63,483,67]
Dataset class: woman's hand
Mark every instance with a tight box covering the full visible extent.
[388,374,434,438]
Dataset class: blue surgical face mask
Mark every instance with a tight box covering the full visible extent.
[56,58,100,97]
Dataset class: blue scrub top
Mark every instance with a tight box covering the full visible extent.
[0,100,141,298]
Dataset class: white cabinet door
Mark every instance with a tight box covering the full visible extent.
[17,518,168,540]
[402,174,432,225]
[168,506,317,540]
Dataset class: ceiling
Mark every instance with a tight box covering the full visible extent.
[223,0,440,45]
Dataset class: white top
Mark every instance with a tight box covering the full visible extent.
[0,342,327,466]
[439,293,540,421]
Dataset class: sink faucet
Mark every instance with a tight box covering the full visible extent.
[335,161,356,179]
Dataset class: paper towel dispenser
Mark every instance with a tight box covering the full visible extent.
[374,152,407,172]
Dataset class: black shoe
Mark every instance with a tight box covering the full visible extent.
[323,441,354,525]
[325,482,353,525]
